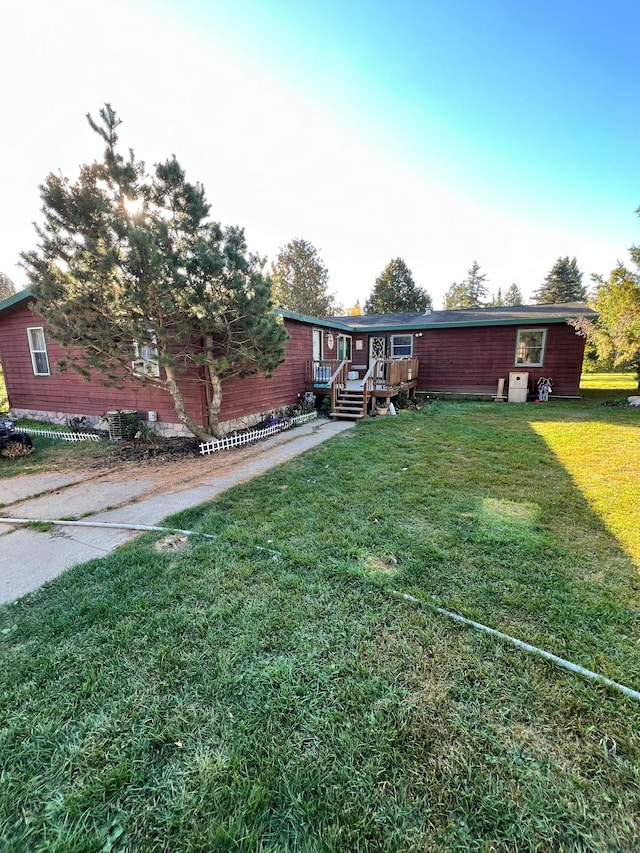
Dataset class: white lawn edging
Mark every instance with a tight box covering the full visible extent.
[20,427,103,443]
[199,411,318,456]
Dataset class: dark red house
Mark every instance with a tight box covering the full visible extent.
[0,288,594,435]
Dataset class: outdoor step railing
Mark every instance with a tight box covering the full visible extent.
[307,357,419,417]
[305,360,341,386]
[365,358,419,395]
[329,360,349,413]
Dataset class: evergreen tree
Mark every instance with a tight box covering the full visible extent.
[0,273,16,301]
[534,256,586,304]
[489,287,504,307]
[22,104,287,440]
[443,261,489,309]
[363,258,432,314]
[271,239,339,317]
[503,283,524,306]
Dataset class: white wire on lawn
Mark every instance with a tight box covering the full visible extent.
[1,509,636,701]
[394,591,640,704]
[0,517,282,557]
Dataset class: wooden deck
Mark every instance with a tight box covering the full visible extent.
[305,358,419,419]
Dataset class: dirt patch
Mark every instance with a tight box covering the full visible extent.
[4,419,332,513]
[155,533,190,552]
[366,555,399,575]
[77,433,296,501]
[91,437,202,468]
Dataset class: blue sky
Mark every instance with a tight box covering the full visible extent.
[2,0,639,308]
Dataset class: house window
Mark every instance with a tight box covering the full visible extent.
[132,337,160,378]
[27,326,50,376]
[515,328,546,366]
[337,334,352,361]
[391,334,413,358]
[312,329,323,362]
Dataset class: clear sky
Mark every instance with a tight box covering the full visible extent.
[2,0,639,309]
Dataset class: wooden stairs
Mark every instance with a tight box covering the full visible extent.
[330,387,367,420]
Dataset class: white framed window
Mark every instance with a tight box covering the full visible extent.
[337,334,352,361]
[132,336,160,378]
[27,326,50,376]
[391,334,413,358]
[515,328,546,366]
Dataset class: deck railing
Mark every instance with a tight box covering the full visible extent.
[360,360,377,412]
[329,360,349,412]
[307,357,418,414]
[305,359,341,386]
[365,358,419,394]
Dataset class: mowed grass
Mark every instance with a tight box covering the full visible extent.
[0,421,110,481]
[580,371,637,400]
[1,398,639,851]
[530,418,640,566]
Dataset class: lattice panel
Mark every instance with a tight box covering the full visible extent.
[370,337,386,359]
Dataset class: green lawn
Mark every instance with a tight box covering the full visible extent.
[1,396,639,851]
[0,421,110,482]
[580,370,638,399]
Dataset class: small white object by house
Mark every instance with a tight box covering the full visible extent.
[508,372,529,403]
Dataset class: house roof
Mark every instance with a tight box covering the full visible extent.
[277,308,354,331]
[326,302,597,332]
[0,287,32,314]
[2,291,596,333]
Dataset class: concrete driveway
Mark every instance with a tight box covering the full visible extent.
[0,418,355,603]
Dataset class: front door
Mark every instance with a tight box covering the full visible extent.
[368,335,386,363]
[369,335,387,383]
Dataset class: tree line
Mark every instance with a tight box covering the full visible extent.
[270,248,589,317]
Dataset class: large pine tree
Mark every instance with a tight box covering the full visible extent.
[271,239,340,316]
[443,261,488,309]
[22,105,288,440]
[363,258,432,314]
[503,283,524,306]
[534,256,586,304]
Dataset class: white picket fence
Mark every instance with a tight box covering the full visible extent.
[21,427,103,443]
[199,411,318,456]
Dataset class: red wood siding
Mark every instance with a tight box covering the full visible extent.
[0,299,587,428]
[0,307,317,426]
[218,318,312,421]
[352,333,369,363]
[0,301,205,422]
[413,322,585,396]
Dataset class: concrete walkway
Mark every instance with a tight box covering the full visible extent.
[0,418,355,604]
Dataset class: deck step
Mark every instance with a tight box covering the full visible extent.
[330,389,366,420]
[334,401,363,410]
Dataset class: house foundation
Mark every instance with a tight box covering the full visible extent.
[9,408,276,439]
